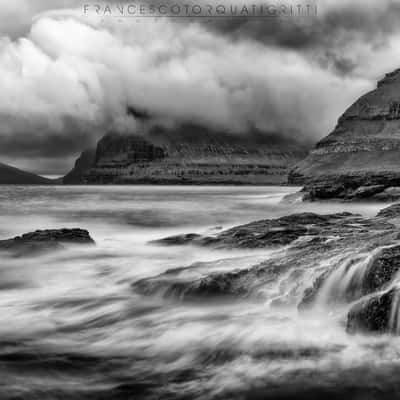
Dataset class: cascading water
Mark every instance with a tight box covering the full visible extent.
[1,185,400,399]
[315,250,380,306]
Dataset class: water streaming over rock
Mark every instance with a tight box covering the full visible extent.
[316,250,382,306]
[1,185,400,399]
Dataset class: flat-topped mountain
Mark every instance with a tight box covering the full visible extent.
[0,162,51,185]
[64,124,310,185]
[289,68,400,200]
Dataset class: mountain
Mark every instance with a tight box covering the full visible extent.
[64,124,310,185]
[0,162,51,184]
[63,149,96,184]
[289,68,400,200]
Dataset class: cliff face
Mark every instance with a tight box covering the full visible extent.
[64,125,310,185]
[0,163,51,184]
[289,68,400,200]
[63,149,96,184]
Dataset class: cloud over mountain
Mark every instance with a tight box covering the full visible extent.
[1,0,400,173]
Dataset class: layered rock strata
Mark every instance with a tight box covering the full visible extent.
[289,68,400,200]
[64,126,310,185]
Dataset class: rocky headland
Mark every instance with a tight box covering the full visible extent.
[133,203,400,334]
[64,125,310,185]
[289,68,400,201]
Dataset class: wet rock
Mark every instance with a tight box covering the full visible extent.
[362,245,400,294]
[154,212,357,250]
[153,233,203,246]
[346,185,386,200]
[377,203,400,219]
[0,228,95,255]
[280,191,305,204]
[298,270,330,310]
[133,268,251,300]
[300,175,399,202]
[172,272,247,299]
[299,245,400,311]
[302,179,349,201]
[373,187,400,201]
[132,258,295,301]
[136,210,399,306]
[347,288,397,334]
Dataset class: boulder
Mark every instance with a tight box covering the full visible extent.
[347,288,398,334]
[0,228,95,255]
[361,246,400,294]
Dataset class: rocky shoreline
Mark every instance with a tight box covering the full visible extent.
[8,207,400,336]
[134,203,400,335]
[296,173,400,202]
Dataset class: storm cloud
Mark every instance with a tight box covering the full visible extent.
[1,0,400,174]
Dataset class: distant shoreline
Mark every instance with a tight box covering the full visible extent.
[0,182,300,187]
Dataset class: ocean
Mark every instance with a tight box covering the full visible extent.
[0,185,398,399]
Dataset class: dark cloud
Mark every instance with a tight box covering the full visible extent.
[0,127,96,159]
[200,1,400,75]
[1,0,400,174]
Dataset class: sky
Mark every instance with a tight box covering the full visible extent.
[2,0,400,175]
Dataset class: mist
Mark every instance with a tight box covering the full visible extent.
[2,0,400,173]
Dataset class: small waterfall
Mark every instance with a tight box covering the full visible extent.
[315,247,389,307]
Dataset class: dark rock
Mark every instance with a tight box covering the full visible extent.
[133,262,288,301]
[154,212,367,250]
[373,187,400,201]
[0,228,95,255]
[298,270,330,310]
[301,174,400,201]
[95,132,166,168]
[362,245,400,294]
[135,210,400,307]
[299,245,400,310]
[169,272,247,300]
[152,233,203,246]
[346,185,386,199]
[347,288,398,334]
[377,203,400,218]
